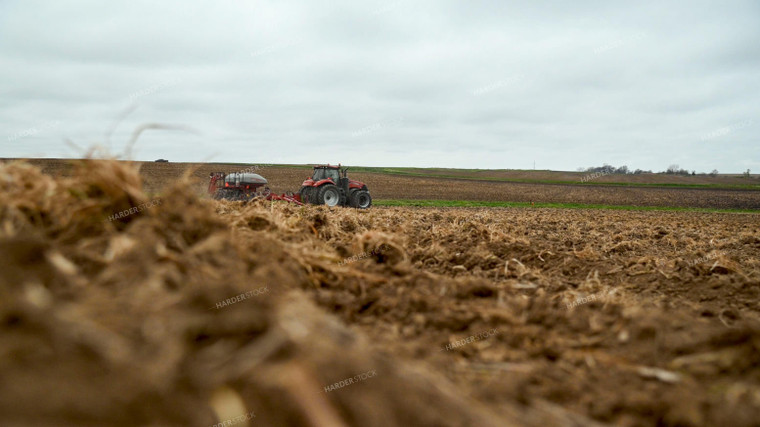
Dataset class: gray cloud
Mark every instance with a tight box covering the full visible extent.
[1,0,758,172]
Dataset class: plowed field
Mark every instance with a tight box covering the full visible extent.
[1,158,759,426]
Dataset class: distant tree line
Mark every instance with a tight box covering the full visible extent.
[578,164,651,175]
[578,164,729,177]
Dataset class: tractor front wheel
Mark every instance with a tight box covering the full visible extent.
[348,188,359,207]
[318,184,341,207]
[352,190,372,209]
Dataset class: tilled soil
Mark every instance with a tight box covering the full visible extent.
[295,206,760,426]
[1,159,759,426]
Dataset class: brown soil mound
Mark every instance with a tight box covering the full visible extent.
[2,159,759,426]
[0,159,595,427]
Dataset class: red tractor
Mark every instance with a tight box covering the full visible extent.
[299,164,372,209]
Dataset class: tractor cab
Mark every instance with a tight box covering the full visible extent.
[311,166,340,183]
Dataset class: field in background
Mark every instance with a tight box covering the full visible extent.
[12,158,759,188]
[13,158,760,211]
[312,165,760,189]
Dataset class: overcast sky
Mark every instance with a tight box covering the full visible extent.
[1,1,758,172]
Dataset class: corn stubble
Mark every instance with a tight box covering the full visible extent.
[0,159,759,426]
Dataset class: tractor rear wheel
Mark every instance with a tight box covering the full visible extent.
[318,184,341,207]
[353,190,372,209]
[299,186,312,204]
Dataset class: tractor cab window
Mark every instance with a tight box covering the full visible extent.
[325,169,339,182]
[313,168,339,182]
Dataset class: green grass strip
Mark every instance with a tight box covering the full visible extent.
[373,199,760,213]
